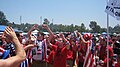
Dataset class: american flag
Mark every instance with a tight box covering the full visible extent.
[20,58,29,67]
[0,47,4,56]
[83,40,96,67]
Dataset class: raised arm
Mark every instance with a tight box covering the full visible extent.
[44,35,52,49]
[0,27,26,67]
[60,33,70,49]
[24,44,37,51]
[27,24,38,38]
[42,24,54,41]
[76,32,87,44]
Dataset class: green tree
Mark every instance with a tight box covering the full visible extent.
[74,25,80,31]
[80,23,86,32]
[109,26,113,33]
[0,11,9,25]
[70,24,74,32]
[89,21,101,33]
[113,24,120,33]
[100,28,107,33]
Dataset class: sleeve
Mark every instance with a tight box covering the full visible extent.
[52,45,57,51]
[62,47,69,57]
[109,47,114,58]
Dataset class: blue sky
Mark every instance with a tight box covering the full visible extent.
[0,0,119,29]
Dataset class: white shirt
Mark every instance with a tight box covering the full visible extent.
[31,40,47,61]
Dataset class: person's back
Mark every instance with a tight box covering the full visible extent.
[53,45,68,67]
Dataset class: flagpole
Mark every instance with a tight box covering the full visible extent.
[105,0,109,67]
[52,18,53,23]
[106,0,109,67]
[107,13,109,67]
[40,16,42,25]
[20,16,22,24]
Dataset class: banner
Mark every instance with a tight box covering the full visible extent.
[105,0,120,20]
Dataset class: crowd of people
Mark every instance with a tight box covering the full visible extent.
[0,24,120,67]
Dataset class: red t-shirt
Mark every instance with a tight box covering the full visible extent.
[66,49,73,60]
[99,45,113,60]
[115,62,120,67]
[52,45,68,67]
[78,45,86,62]
[78,42,88,63]
[72,45,78,59]
[102,58,113,67]
[47,50,54,64]
[67,41,77,60]
[66,42,73,60]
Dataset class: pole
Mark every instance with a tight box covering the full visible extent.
[107,13,109,67]
[106,0,109,67]
[40,16,42,25]
[20,16,22,24]
[52,18,53,23]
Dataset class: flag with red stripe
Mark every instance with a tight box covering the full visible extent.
[0,47,4,56]
[83,40,96,67]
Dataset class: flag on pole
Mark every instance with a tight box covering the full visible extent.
[105,0,120,20]
[83,40,96,67]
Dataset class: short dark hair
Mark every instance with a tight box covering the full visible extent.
[37,31,44,36]
[15,32,20,37]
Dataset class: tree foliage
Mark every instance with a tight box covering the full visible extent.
[0,11,9,25]
[89,21,101,33]
[1,11,120,33]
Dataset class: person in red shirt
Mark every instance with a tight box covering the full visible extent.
[115,55,120,67]
[115,62,120,67]
[46,33,70,67]
[66,37,75,67]
[47,50,54,67]
[77,39,87,67]
[76,32,93,67]
[27,24,48,67]
[99,36,113,67]
[113,40,120,67]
